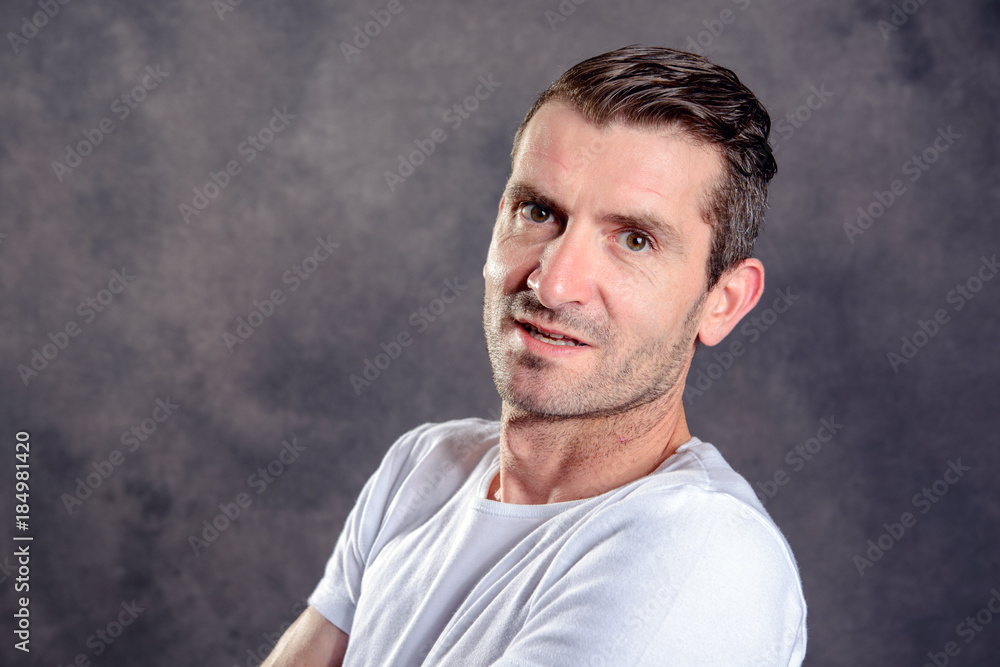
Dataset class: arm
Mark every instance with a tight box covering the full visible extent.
[262,606,349,667]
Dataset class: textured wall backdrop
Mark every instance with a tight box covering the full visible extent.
[1,0,998,665]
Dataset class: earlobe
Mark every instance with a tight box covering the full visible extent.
[697,259,765,347]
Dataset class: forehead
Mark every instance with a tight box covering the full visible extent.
[511,102,723,225]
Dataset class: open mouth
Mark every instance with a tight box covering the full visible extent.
[519,321,585,347]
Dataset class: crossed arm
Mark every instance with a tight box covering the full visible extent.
[262,606,349,667]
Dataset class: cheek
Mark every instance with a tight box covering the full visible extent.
[483,247,507,294]
[486,237,535,291]
[618,303,664,344]
[607,280,688,344]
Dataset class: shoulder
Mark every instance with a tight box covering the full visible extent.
[626,439,795,556]
[565,440,807,660]
[576,437,805,604]
[647,436,764,506]
[341,418,499,552]
[381,417,499,475]
[621,438,783,538]
[363,418,498,520]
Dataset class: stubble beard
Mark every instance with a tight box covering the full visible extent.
[483,289,706,422]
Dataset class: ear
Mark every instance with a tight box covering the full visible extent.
[697,258,765,347]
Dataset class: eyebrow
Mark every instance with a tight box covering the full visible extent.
[503,181,686,254]
[504,183,565,219]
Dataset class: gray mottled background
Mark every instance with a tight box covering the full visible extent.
[1,0,998,665]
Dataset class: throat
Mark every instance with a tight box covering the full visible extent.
[493,397,690,503]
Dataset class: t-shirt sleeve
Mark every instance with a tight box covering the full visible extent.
[307,422,438,635]
[492,491,807,666]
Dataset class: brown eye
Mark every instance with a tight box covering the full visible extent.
[622,231,649,252]
[520,203,554,224]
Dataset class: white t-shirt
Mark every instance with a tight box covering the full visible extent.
[309,419,807,666]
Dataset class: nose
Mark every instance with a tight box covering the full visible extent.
[526,220,597,309]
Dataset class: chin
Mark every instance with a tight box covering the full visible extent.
[492,371,568,417]
[496,377,609,419]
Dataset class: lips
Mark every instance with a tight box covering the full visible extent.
[518,320,586,347]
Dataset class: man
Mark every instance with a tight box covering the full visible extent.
[265,45,807,666]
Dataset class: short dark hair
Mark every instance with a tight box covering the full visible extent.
[512,45,776,290]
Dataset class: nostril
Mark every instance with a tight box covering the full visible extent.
[526,269,542,293]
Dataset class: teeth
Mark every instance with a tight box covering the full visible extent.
[523,323,580,346]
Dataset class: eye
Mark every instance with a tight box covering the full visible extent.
[518,202,555,224]
[619,231,650,252]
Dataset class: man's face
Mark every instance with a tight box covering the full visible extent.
[482,101,724,418]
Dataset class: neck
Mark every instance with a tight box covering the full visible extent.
[490,390,691,505]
